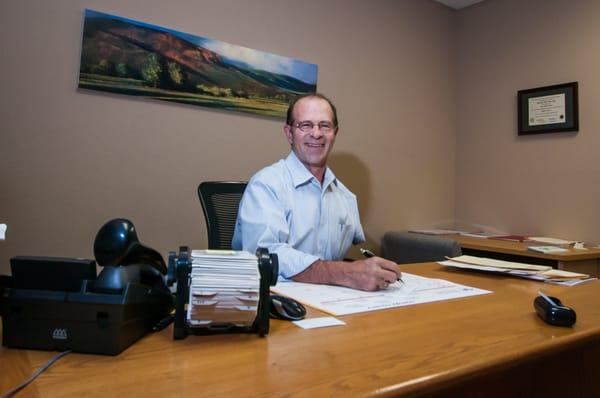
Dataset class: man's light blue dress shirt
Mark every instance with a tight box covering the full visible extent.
[232,151,365,278]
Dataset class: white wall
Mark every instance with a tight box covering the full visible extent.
[0,0,456,273]
[455,0,600,242]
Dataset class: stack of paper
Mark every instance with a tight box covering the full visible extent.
[488,235,529,242]
[440,255,592,285]
[528,237,576,245]
[187,250,260,327]
[408,229,462,235]
[528,246,569,254]
[458,231,507,239]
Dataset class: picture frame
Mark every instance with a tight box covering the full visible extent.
[78,9,318,119]
[517,82,578,135]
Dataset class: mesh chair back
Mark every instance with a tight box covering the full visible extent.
[198,181,247,250]
[381,231,462,264]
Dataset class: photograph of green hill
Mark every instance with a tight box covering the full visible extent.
[78,9,318,118]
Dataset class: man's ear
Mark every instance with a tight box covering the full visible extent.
[283,124,293,145]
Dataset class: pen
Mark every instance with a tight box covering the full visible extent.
[360,248,404,284]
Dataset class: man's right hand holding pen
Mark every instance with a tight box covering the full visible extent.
[360,248,404,287]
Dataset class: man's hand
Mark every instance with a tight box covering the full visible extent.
[291,256,401,291]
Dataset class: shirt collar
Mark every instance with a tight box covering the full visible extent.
[285,151,337,190]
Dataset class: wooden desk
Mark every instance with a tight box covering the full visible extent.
[444,234,600,278]
[2,263,600,397]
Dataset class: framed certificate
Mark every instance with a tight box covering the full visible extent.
[517,82,578,135]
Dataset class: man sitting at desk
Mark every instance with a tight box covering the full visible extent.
[232,93,400,291]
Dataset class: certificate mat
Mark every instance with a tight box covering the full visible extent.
[271,273,491,316]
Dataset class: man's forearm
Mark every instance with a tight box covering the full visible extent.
[291,258,400,291]
[291,259,347,286]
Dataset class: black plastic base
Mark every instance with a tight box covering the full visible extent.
[1,280,173,355]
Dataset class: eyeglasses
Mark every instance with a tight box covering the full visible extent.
[292,120,337,133]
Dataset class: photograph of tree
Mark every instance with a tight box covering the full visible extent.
[78,9,318,118]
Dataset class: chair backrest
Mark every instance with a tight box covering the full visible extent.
[197,181,247,250]
[380,231,461,264]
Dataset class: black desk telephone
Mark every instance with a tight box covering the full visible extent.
[0,219,173,355]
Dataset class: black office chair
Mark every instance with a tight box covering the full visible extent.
[197,181,247,250]
[380,231,462,264]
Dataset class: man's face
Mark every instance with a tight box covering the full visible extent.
[284,97,338,174]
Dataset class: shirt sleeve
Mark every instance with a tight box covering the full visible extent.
[233,177,319,279]
[351,199,366,245]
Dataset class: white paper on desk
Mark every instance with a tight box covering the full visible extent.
[271,273,491,316]
[440,260,538,276]
[546,278,597,286]
[449,255,551,272]
[528,237,576,245]
[293,317,346,329]
[439,260,590,283]
[0,224,6,240]
[459,231,506,239]
[408,229,462,235]
[528,245,569,254]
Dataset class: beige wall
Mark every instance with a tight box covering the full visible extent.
[455,0,600,242]
[0,0,456,274]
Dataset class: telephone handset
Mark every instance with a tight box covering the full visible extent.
[91,219,169,294]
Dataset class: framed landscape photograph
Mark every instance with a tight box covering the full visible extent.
[517,82,578,135]
[78,9,318,119]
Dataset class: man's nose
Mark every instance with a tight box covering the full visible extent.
[309,126,324,138]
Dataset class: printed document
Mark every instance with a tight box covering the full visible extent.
[271,273,491,316]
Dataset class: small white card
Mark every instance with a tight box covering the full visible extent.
[0,224,6,240]
[293,317,346,329]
